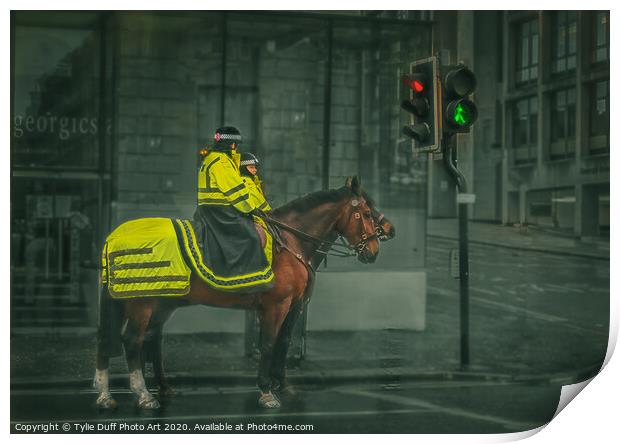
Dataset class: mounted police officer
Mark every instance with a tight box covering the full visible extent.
[194,127,274,292]
[239,152,271,213]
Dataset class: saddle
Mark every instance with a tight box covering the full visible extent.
[174,215,274,293]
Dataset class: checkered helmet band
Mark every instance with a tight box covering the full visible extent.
[214,126,243,146]
[214,132,242,142]
[240,152,259,167]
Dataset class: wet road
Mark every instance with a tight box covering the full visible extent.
[426,237,609,335]
[11,380,560,434]
[424,238,608,375]
[10,236,607,434]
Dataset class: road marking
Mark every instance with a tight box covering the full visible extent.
[470,297,567,322]
[429,285,607,336]
[10,379,531,398]
[469,286,500,296]
[336,387,536,431]
[427,246,449,253]
[10,408,435,425]
[589,288,610,293]
[428,285,568,323]
[11,387,254,396]
[545,284,584,294]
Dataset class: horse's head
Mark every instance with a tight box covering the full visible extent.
[335,176,380,264]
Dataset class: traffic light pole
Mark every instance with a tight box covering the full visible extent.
[442,135,470,368]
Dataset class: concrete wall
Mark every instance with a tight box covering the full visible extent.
[472,11,504,221]
[165,270,426,333]
[107,13,430,334]
[307,271,426,331]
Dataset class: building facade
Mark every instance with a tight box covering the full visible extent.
[427,10,609,239]
[11,11,431,329]
[463,11,610,236]
[10,10,609,331]
[500,10,610,237]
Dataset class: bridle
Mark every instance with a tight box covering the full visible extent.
[262,198,379,262]
[371,208,389,240]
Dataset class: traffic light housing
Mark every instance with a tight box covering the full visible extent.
[441,64,478,135]
[401,56,440,153]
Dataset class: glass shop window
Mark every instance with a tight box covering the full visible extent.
[12,24,103,169]
[11,12,105,329]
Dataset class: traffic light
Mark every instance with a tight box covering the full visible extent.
[400,56,440,153]
[441,64,478,135]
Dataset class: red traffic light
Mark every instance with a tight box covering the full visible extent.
[402,74,426,94]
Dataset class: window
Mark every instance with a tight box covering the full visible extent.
[592,11,609,63]
[550,88,576,159]
[589,80,609,154]
[11,14,108,329]
[552,11,577,74]
[512,96,538,163]
[515,19,539,84]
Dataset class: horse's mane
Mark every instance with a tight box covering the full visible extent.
[361,190,375,208]
[272,187,352,217]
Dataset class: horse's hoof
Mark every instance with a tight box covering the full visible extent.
[159,386,177,397]
[258,392,281,409]
[96,393,117,410]
[138,396,160,410]
[275,384,296,396]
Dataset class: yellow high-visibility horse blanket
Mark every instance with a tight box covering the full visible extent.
[101,217,273,298]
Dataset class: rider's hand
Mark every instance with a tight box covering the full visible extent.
[251,208,268,219]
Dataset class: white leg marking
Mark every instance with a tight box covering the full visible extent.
[93,369,109,392]
[129,369,149,396]
[129,369,159,409]
[94,369,116,408]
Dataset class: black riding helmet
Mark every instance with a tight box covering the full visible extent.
[239,152,259,177]
[213,126,242,151]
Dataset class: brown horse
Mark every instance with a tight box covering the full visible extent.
[93,176,389,410]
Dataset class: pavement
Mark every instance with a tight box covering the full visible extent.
[427,218,610,260]
[10,218,608,389]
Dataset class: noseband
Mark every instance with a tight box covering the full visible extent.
[371,209,390,240]
[346,199,379,255]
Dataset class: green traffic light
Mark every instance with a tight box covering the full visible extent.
[454,102,470,126]
[447,99,477,129]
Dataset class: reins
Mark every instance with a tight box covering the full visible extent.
[264,216,358,258]
[262,199,379,262]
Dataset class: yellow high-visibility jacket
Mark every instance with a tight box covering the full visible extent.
[243,175,271,212]
[197,151,256,214]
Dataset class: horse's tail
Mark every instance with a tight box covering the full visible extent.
[96,243,124,359]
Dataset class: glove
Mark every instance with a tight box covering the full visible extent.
[250,208,268,219]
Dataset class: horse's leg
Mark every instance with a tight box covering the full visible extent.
[94,284,122,409]
[270,301,304,394]
[122,300,159,409]
[147,306,176,397]
[257,298,292,409]
[94,350,116,409]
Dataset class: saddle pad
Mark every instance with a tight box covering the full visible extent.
[102,218,191,298]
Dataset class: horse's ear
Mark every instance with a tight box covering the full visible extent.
[345,176,353,188]
[351,176,362,196]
